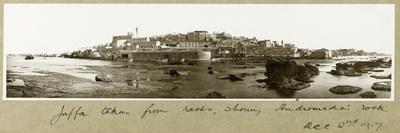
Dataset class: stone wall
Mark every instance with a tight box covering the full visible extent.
[121,50,211,60]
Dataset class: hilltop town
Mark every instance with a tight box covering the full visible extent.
[61,29,387,62]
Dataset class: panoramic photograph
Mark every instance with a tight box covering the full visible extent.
[4,4,394,99]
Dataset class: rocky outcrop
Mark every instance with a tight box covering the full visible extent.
[255,78,267,83]
[370,75,391,79]
[205,91,226,98]
[216,74,246,81]
[95,74,113,82]
[25,55,34,60]
[370,69,384,72]
[360,91,377,98]
[328,59,391,76]
[228,74,244,81]
[263,58,319,90]
[329,85,362,94]
[371,81,391,91]
[169,69,180,76]
[208,67,214,74]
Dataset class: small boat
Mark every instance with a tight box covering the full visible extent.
[25,55,34,60]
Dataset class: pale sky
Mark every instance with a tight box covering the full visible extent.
[4,4,395,54]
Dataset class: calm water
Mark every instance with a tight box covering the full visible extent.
[7,55,392,98]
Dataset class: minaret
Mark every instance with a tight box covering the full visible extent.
[135,27,139,38]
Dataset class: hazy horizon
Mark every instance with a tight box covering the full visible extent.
[4,4,395,54]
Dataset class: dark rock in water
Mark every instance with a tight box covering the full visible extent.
[370,69,384,72]
[270,77,310,90]
[207,67,214,74]
[208,70,214,74]
[263,58,318,90]
[360,91,377,98]
[232,66,256,69]
[281,77,310,90]
[264,58,319,82]
[379,63,390,68]
[95,74,113,82]
[315,64,320,67]
[239,72,257,77]
[25,55,34,60]
[331,60,391,76]
[169,69,180,76]
[371,81,391,91]
[256,78,267,83]
[126,79,134,86]
[370,75,390,79]
[187,62,195,65]
[328,69,362,77]
[344,72,362,77]
[328,69,344,75]
[359,68,372,73]
[171,86,179,90]
[205,91,226,98]
[228,74,244,81]
[329,85,362,94]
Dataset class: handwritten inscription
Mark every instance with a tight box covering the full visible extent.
[47,103,388,132]
[101,106,130,115]
[362,105,387,112]
[141,104,168,119]
[275,103,351,112]
[182,105,216,115]
[224,104,261,115]
[50,105,88,126]
[304,119,383,131]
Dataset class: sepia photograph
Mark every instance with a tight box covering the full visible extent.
[4,4,394,99]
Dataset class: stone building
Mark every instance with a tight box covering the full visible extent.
[187,31,208,41]
[309,48,332,59]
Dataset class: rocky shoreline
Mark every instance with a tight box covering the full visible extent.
[6,70,162,98]
[6,56,392,99]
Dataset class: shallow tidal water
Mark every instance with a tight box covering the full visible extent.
[7,55,392,99]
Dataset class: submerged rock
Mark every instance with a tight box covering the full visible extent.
[95,74,113,82]
[329,85,362,94]
[205,91,226,98]
[327,69,343,75]
[169,69,180,76]
[208,67,214,74]
[228,74,244,81]
[239,72,257,77]
[370,69,384,72]
[371,81,391,91]
[370,75,391,79]
[255,78,267,83]
[344,72,362,77]
[25,55,34,60]
[360,91,377,98]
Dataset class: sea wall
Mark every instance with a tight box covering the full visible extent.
[121,50,211,60]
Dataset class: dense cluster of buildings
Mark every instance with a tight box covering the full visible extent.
[64,29,386,61]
